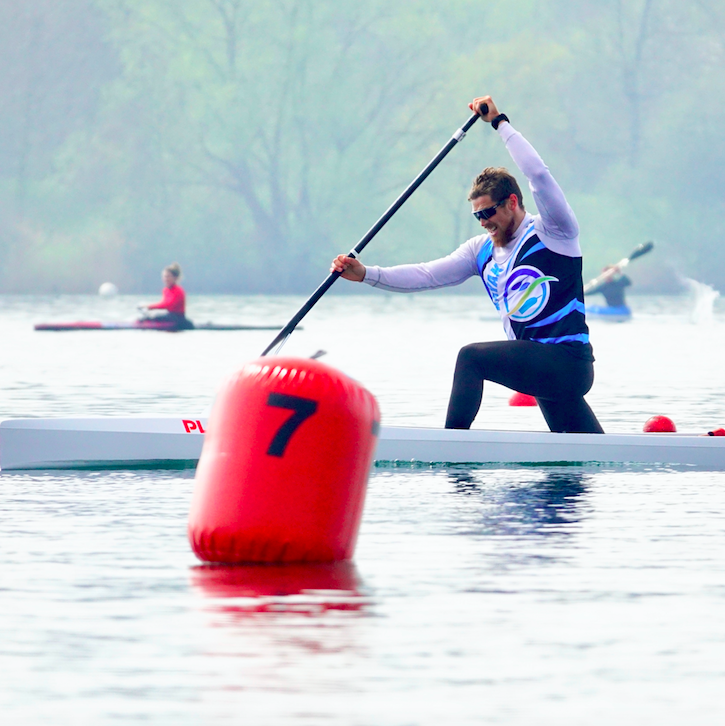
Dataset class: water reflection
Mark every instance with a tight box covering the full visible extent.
[190,560,370,618]
[448,467,591,537]
[189,562,370,693]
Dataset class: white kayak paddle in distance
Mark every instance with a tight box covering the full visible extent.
[583,241,654,294]
[261,103,490,357]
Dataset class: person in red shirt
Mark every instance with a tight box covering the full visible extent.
[139,262,194,330]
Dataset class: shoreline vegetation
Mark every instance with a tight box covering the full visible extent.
[0,1,723,294]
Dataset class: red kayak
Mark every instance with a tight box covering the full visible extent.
[34,320,284,332]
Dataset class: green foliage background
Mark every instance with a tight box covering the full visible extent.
[0,0,723,293]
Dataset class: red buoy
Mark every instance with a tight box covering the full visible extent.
[188,357,380,564]
[509,391,538,407]
[643,415,677,433]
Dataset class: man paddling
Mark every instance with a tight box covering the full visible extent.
[587,268,632,309]
[331,95,604,434]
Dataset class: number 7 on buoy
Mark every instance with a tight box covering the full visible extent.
[266,393,318,457]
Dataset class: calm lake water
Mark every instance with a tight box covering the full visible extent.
[1,291,724,725]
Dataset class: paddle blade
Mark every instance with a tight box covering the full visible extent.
[628,240,654,261]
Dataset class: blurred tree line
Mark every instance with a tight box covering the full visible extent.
[0,0,723,293]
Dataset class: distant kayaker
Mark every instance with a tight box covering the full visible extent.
[331,95,603,434]
[587,267,632,310]
[139,262,194,330]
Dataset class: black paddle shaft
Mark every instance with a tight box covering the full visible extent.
[261,105,487,356]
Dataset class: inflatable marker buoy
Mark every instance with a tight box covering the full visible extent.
[98,281,118,297]
[509,391,537,407]
[188,357,380,564]
[643,415,677,433]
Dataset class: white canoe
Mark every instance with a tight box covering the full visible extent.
[1,416,724,471]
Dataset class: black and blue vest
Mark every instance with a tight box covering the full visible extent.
[476,220,590,347]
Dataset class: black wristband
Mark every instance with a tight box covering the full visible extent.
[491,113,509,130]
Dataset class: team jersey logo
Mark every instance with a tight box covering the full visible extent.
[503,266,558,321]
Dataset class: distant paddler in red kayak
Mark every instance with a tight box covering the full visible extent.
[139,262,194,330]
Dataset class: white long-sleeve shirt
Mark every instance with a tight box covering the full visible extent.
[362,122,581,294]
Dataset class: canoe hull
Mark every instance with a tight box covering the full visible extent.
[34,321,281,331]
[0,417,205,470]
[374,426,725,468]
[1,417,723,471]
[585,304,632,322]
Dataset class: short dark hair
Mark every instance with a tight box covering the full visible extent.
[164,262,182,279]
[468,167,524,210]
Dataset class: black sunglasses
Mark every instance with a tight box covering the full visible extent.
[472,199,507,222]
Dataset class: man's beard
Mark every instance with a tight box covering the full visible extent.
[490,217,516,247]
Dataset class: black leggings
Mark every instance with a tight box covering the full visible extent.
[445,340,604,433]
[148,312,195,330]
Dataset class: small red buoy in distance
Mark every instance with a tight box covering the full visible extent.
[509,391,537,407]
[643,415,677,433]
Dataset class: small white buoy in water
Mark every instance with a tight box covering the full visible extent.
[98,282,119,297]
